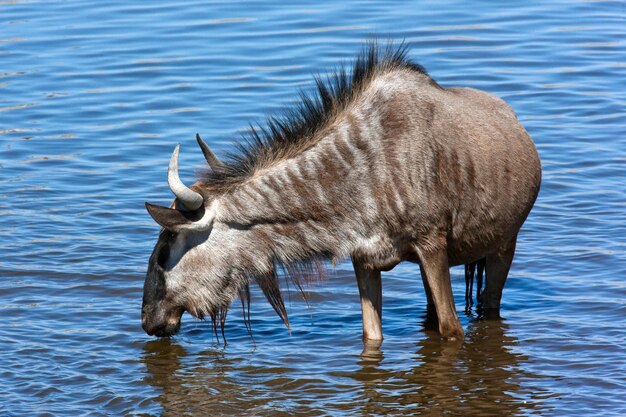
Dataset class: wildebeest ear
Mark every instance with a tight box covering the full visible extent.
[145,202,204,231]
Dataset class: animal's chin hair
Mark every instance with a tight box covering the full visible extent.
[183,276,241,318]
[182,258,327,343]
[186,299,232,344]
[182,276,250,344]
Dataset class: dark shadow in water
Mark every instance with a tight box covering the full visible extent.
[142,316,553,416]
[142,339,251,416]
[354,315,553,416]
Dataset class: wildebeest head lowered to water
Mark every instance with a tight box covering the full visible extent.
[142,43,541,341]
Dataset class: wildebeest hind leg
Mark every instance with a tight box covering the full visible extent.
[352,258,383,341]
[417,247,464,340]
[481,236,517,312]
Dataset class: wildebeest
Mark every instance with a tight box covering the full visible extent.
[142,43,541,341]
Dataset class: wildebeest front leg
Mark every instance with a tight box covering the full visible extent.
[352,258,383,341]
[419,263,435,307]
[482,236,517,311]
[419,263,438,330]
[418,248,464,340]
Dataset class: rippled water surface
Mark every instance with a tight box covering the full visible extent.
[1,1,625,415]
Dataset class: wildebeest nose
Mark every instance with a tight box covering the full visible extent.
[144,322,165,336]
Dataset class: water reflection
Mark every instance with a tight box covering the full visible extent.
[142,340,193,414]
[142,340,248,416]
[355,317,551,416]
[142,318,552,416]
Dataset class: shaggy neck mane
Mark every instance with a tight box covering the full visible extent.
[199,42,437,191]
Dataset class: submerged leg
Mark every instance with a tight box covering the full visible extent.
[476,259,485,302]
[481,236,517,310]
[464,262,476,309]
[352,258,383,341]
[418,247,464,340]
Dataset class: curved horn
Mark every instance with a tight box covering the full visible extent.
[196,133,225,171]
[168,144,203,211]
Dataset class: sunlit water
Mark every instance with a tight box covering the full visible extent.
[1,1,625,415]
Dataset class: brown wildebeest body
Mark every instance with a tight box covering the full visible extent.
[346,77,540,339]
[142,45,541,341]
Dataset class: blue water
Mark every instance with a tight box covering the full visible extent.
[1,1,625,415]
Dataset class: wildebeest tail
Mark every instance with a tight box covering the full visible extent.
[465,258,486,309]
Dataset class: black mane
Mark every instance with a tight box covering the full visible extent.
[199,42,436,189]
